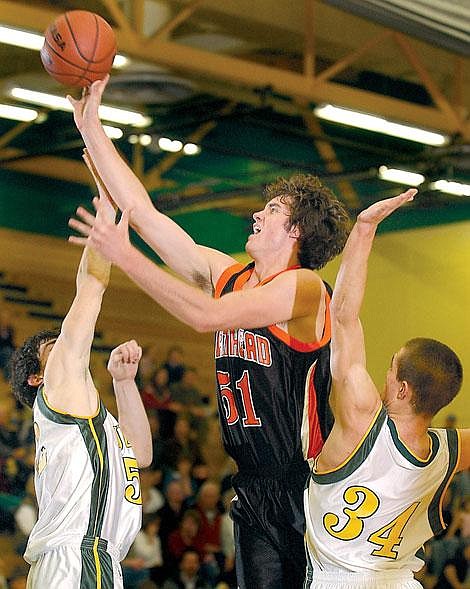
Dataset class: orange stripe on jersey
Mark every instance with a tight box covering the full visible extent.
[214,263,246,299]
[268,288,331,352]
[306,363,324,459]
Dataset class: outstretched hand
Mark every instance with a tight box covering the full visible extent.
[107,340,142,382]
[357,188,417,226]
[68,197,132,266]
[67,74,109,131]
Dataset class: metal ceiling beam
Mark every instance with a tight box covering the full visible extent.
[0,0,468,140]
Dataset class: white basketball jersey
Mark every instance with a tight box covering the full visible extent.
[304,406,460,580]
[25,386,142,566]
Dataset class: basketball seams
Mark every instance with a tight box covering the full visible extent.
[42,10,116,88]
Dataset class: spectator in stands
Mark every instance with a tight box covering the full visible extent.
[141,469,165,516]
[0,308,15,381]
[167,510,205,565]
[162,549,211,589]
[433,543,470,589]
[194,480,224,583]
[142,366,176,439]
[219,490,236,588]
[122,514,164,589]
[162,346,185,385]
[158,480,187,549]
[169,368,210,440]
[136,345,159,391]
[14,475,37,554]
[161,416,204,472]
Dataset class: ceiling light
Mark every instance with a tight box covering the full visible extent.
[128,134,139,144]
[10,87,151,127]
[0,103,39,122]
[158,137,183,152]
[103,125,123,140]
[0,25,43,50]
[314,104,448,147]
[378,166,425,186]
[0,24,128,68]
[430,180,470,196]
[112,54,129,69]
[139,134,152,146]
[183,143,201,156]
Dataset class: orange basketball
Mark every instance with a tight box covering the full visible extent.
[40,10,117,88]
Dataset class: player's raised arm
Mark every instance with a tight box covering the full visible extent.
[43,160,117,415]
[107,340,152,468]
[67,78,234,291]
[329,189,417,423]
[69,202,324,332]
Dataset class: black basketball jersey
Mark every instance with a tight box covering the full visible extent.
[214,262,333,477]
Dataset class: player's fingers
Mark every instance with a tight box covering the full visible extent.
[68,235,88,246]
[75,206,96,224]
[119,209,131,229]
[66,94,78,107]
[68,217,91,236]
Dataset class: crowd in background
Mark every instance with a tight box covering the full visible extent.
[0,309,469,588]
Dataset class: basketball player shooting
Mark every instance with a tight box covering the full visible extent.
[304,190,470,588]
[9,152,152,589]
[67,76,350,588]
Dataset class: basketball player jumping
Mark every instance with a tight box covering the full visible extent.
[67,76,350,588]
[304,190,470,588]
[10,153,152,588]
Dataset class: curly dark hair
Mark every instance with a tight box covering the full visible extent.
[264,174,351,269]
[397,338,463,417]
[9,328,60,408]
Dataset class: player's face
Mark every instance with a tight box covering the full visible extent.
[246,196,296,256]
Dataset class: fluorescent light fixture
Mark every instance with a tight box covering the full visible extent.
[112,54,129,69]
[315,104,448,147]
[0,25,43,50]
[0,24,128,68]
[103,125,123,140]
[378,166,425,187]
[158,137,183,153]
[430,179,470,196]
[10,87,151,127]
[183,142,201,155]
[0,103,39,122]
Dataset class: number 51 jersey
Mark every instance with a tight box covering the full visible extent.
[24,386,142,565]
[214,262,333,476]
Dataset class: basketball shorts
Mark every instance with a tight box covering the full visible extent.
[26,540,122,589]
[305,569,423,589]
[231,470,308,589]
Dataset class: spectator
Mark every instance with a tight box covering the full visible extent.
[158,480,187,549]
[142,367,176,439]
[219,489,236,587]
[14,474,37,553]
[162,346,185,385]
[163,455,199,502]
[161,417,203,471]
[162,549,211,589]
[169,368,210,439]
[122,514,164,589]
[195,481,223,559]
[141,469,165,516]
[434,544,470,589]
[167,510,205,564]
[136,345,159,391]
[0,309,15,381]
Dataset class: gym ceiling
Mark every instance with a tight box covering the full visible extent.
[0,0,468,251]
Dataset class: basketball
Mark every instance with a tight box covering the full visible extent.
[40,10,116,88]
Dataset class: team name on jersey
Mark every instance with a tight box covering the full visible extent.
[215,328,272,367]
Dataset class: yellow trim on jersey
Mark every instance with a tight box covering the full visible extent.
[93,536,102,589]
[88,418,104,471]
[314,404,383,475]
[438,429,461,529]
[392,426,434,463]
[42,387,101,419]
